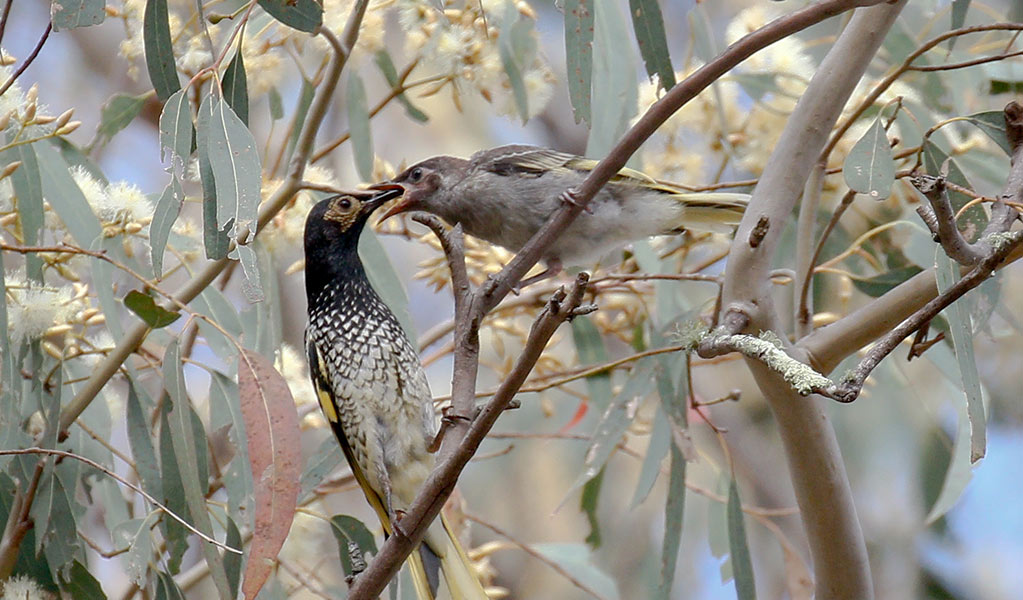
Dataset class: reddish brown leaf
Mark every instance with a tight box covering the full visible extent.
[237,348,301,599]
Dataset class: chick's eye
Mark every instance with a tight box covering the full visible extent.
[409,167,423,183]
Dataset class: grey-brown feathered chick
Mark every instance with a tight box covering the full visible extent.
[304,189,488,600]
[372,144,748,281]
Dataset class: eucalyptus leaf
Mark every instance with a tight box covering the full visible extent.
[346,73,374,182]
[374,50,428,122]
[52,0,104,30]
[151,177,184,278]
[843,118,894,200]
[257,0,323,33]
[223,51,250,126]
[656,444,686,600]
[143,0,181,100]
[124,290,180,328]
[628,0,674,90]
[936,252,985,462]
[564,0,594,124]
[97,93,147,144]
[727,480,756,600]
[330,515,379,577]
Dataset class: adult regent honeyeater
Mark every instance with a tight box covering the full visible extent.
[304,189,488,600]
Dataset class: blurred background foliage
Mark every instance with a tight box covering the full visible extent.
[0,0,1021,598]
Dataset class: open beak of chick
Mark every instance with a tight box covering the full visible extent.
[368,182,415,224]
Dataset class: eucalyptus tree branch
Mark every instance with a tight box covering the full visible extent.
[0,22,51,98]
[912,174,987,265]
[347,275,591,599]
[713,3,907,598]
[58,2,370,435]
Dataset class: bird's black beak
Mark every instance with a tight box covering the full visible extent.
[361,186,404,214]
[368,182,415,223]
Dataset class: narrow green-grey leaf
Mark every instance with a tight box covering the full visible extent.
[60,560,106,599]
[209,372,253,516]
[124,290,180,328]
[935,252,985,462]
[34,467,79,577]
[163,340,232,597]
[532,544,620,600]
[949,0,970,51]
[580,465,604,548]
[97,93,147,142]
[569,361,655,495]
[285,79,316,164]
[207,96,261,242]
[268,87,284,121]
[848,265,923,298]
[346,73,374,182]
[564,0,594,124]
[126,381,162,500]
[1009,0,1022,23]
[3,135,43,278]
[151,176,184,278]
[257,0,322,33]
[112,513,159,586]
[374,50,428,122]
[143,0,181,100]
[158,409,189,573]
[571,317,612,410]
[159,89,193,170]
[33,139,102,245]
[924,383,973,524]
[196,94,229,259]
[727,480,756,600]
[299,434,344,502]
[156,571,187,600]
[235,243,265,303]
[499,2,529,122]
[359,228,416,345]
[964,111,1010,155]
[223,51,250,126]
[656,444,686,600]
[224,516,243,598]
[330,515,379,577]
[587,0,637,156]
[628,0,675,90]
[687,4,717,63]
[843,118,894,200]
[0,250,12,386]
[52,0,105,30]
[630,405,670,508]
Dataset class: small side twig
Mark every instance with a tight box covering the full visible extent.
[911,172,986,265]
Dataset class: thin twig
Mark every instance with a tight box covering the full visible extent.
[0,22,52,98]
[465,513,613,600]
[0,447,242,553]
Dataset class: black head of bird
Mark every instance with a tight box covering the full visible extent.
[303,188,402,302]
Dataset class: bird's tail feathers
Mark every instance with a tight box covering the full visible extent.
[671,192,749,233]
[407,545,439,600]
[438,513,490,599]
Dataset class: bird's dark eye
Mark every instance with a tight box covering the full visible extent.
[409,167,423,183]
[338,197,353,210]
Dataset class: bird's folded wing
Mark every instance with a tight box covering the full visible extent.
[307,341,393,534]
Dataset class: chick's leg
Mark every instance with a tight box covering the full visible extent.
[514,257,563,292]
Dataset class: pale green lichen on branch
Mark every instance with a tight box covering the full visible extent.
[679,321,836,396]
[983,229,1023,253]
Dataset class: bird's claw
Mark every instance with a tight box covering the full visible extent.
[560,189,593,213]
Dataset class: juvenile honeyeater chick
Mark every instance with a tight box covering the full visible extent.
[304,189,488,600]
[372,144,749,281]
